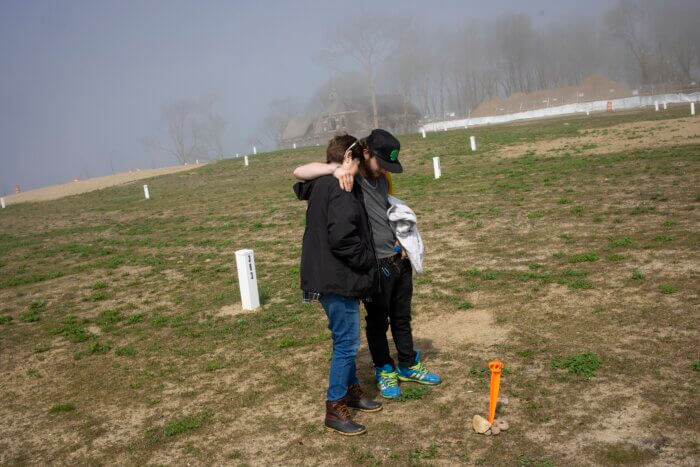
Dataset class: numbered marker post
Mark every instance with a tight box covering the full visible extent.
[244,155,249,167]
[143,184,150,200]
[1,197,5,209]
[433,156,441,179]
[421,129,426,139]
[293,143,296,149]
[470,136,477,152]
[654,101,659,111]
[235,249,260,310]
[253,145,257,155]
[692,102,696,116]
[663,102,667,110]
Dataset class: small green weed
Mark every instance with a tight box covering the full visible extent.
[164,411,212,437]
[653,234,675,243]
[551,353,601,379]
[458,301,474,310]
[659,284,677,294]
[631,270,644,280]
[397,385,432,401]
[0,315,12,324]
[570,206,584,216]
[33,342,51,353]
[569,252,598,263]
[115,345,136,357]
[610,237,632,247]
[410,443,438,460]
[49,403,75,414]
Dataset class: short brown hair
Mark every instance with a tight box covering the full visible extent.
[326,133,362,164]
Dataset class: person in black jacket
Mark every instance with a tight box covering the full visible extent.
[293,134,382,436]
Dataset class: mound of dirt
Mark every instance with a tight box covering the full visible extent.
[3,163,208,205]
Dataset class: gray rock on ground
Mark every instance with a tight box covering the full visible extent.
[491,425,501,435]
[495,419,509,431]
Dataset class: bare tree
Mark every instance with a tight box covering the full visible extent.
[253,98,301,149]
[325,16,397,128]
[605,0,654,85]
[146,97,228,163]
[144,99,204,164]
[199,97,227,160]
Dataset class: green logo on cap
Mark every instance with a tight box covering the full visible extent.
[389,149,399,161]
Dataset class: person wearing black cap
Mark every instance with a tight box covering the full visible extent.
[293,129,441,400]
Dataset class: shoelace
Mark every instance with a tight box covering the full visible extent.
[380,371,398,387]
[333,402,351,418]
[411,360,428,373]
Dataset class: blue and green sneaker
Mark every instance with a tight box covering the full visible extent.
[397,351,441,385]
[375,364,401,399]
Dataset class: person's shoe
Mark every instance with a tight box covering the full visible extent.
[325,400,367,436]
[375,364,401,399]
[397,350,441,385]
[346,384,383,412]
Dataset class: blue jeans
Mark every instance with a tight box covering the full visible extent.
[320,293,361,401]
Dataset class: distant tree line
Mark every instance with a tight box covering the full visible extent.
[253,0,699,149]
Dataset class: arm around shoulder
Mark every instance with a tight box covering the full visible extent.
[293,162,339,180]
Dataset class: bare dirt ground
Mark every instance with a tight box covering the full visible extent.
[499,117,700,158]
[3,163,207,205]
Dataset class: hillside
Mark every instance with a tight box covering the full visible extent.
[0,106,698,465]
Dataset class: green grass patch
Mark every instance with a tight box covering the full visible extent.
[397,385,432,401]
[659,284,677,294]
[115,345,137,357]
[49,403,75,414]
[569,252,598,263]
[551,353,601,379]
[164,411,212,437]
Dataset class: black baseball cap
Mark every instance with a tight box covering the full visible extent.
[366,129,403,173]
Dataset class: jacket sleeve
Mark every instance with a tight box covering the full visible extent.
[327,186,375,271]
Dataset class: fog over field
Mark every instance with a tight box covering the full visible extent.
[1,0,697,193]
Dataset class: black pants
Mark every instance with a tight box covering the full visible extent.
[363,256,416,368]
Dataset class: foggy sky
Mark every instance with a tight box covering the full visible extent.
[0,0,616,194]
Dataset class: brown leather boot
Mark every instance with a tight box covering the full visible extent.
[325,399,367,436]
[346,384,383,412]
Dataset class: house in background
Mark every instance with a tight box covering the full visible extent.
[281,94,420,148]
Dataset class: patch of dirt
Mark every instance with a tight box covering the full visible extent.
[497,117,700,158]
[413,307,509,351]
[3,163,208,205]
[217,304,255,317]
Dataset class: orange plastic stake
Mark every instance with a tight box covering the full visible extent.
[488,361,504,424]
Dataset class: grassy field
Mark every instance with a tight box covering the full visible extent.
[1,106,698,466]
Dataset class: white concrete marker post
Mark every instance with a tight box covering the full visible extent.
[654,101,659,111]
[421,129,426,139]
[293,143,297,149]
[253,146,257,155]
[470,136,477,152]
[1,197,5,209]
[235,249,260,310]
[244,155,249,167]
[663,102,667,110]
[433,156,441,179]
[143,185,150,200]
[692,102,696,116]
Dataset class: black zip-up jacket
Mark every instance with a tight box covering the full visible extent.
[294,175,378,299]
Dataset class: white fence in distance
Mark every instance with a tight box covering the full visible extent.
[421,93,700,132]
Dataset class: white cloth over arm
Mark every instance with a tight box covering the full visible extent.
[387,195,424,274]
